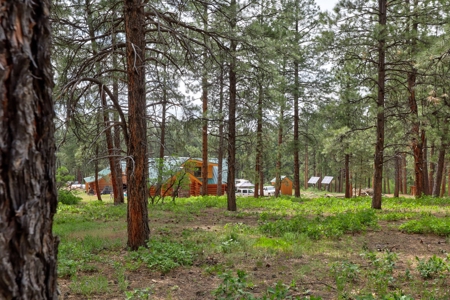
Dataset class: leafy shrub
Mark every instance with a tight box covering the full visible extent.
[212,270,322,299]
[126,239,196,273]
[361,251,397,295]
[416,255,449,279]
[58,190,82,205]
[399,216,450,236]
[259,209,378,239]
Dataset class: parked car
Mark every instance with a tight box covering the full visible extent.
[101,186,111,195]
[263,186,276,196]
[68,181,85,189]
[235,188,254,197]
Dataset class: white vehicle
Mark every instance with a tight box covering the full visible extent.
[235,188,254,197]
[263,186,276,196]
[69,181,85,189]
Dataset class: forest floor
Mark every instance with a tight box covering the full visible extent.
[56,193,450,300]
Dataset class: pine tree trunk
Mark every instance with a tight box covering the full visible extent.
[408,0,425,198]
[95,141,102,200]
[254,81,263,198]
[429,143,435,192]
[112,28,124,205]
[403,154,408,194]
[226,0,237,211]
[440,163,446,197]
[345,154,350,198]
[293,59,301,197]
[201,4,209,196]
[398,155,403,194]
[113,111,124,205]
[216,64,224,196]
[394,152,400,197]
[124,0,150,250]
[432,145,445,197]
[275,108,284,198]
[423,137,429,195]
[156,68,168,200]
[0,1,58,298]
[304,142,309,190]
[101,91,120,203]
[372,0,387,209]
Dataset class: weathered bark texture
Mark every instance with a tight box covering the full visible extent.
[372,0,387,209]
[0,1,58,298]
[226,0,237,211]
[124,0,150,250]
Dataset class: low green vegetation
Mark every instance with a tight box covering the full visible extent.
[55,194,450,299]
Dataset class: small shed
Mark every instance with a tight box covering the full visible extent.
[270,176,293,196]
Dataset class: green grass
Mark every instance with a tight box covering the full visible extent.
[54,193,450,299]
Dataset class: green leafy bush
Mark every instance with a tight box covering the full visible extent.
[416,255,449,279]
[399,216,450,236]
[259,209,378,239]
[126,239,196,273]
[212,270,322,300]
[58,190,82,205]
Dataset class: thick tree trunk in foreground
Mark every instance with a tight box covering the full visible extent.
[0,1,58,298]
[372,0,387,209]
[124,0,150,250]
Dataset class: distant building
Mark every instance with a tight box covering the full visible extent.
[270,176,293,196]
[148,157,227,197]
[83,162,127,194]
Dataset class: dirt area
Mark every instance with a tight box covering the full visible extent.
[58,205,449,300]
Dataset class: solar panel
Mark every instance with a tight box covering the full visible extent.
[308,177,320,184]
[321,176,333,184]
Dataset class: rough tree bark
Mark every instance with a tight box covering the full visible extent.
[124,0,150,250]
[226,0,237,211]
[372,0,387,209]
[0,1,58,298]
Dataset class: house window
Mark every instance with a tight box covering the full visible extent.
[194,167,201,177]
